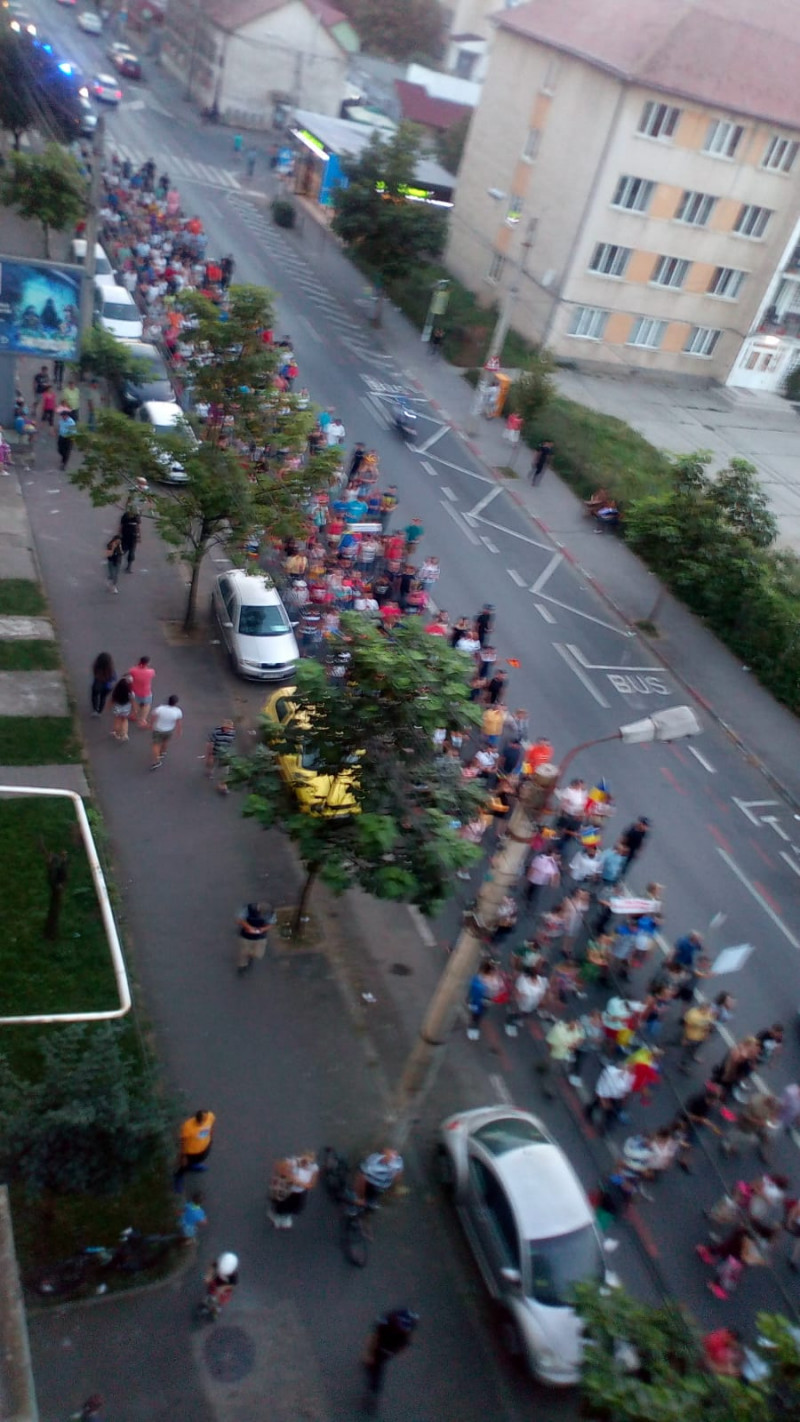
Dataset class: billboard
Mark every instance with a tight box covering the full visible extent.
[0,257,82,361]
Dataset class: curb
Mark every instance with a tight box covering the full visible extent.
[25,1235,198,1317]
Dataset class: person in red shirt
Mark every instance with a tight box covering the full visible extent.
[127,655,156,729]
[380,601,402,630]
[426,612,449,636]
[384,533,405,566]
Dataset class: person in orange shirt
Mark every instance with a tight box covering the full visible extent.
[523,736,553,774]
[175,1109,216,1189]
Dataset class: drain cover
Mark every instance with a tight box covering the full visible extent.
[389,962,413,976]
[203,1325,256,1381]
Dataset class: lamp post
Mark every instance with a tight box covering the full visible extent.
[421,278,450,343]
[384,705,702,1147]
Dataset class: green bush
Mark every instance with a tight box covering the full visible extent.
[374,260,536,368]
[519,393,673,504]
[271,197,296,228]
[784,365,800,401]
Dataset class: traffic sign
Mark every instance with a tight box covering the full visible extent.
[485,355,500,371]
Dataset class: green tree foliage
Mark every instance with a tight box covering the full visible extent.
[77,326,150,391]
[0,144,86,257]
[236,616,483,928]
[0,1025,166,1196]
[342,0,444,61]
[332,124,447,304]
[436,112,471,175]
[508,351,556,427]
[0,31,84,147]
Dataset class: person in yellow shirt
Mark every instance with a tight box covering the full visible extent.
[481,704,505,747]
[175,1109,216,1188]
[679,1003,716,1072]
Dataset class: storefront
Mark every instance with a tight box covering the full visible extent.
[290,108,455,209]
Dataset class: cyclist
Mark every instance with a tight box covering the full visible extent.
[71,1398,105,1422]
[200,1252,239,1319]
[354,1148,404,1208]
[362,1307,419,1405]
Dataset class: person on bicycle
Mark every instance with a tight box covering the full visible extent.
[71,1396,105,1422]
[362,1307,418,1404]
[202,1252,239,1318]
[354,1149,404,1208]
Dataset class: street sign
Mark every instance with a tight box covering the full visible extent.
[485,354,500,371]
[710,944,755,975]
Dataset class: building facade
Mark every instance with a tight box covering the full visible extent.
[445,0,800,387]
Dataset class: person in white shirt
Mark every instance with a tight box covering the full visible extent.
[555,779,586,848]
[569,842,602,887]
[150,694,183,769]
[506,966,548,1036]
[584,1062,634,1134]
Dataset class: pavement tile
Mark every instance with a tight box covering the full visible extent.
[0,765,90,796]
[0,617,55,641]
[0,671,68,716]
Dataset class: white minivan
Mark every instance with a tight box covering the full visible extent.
[94,282,143,341]
[73,239,115,286]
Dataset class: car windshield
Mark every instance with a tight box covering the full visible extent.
[527,1225,604,1307]
[238,603,288,637]
[104,303,136,322]
[474,1118,548,1156]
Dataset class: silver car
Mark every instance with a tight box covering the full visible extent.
[437,1106,610,1385]
[212,570,298,681]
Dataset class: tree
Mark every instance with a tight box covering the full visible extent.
[0,1025,166,1195]
[509,351,556,429]
[236,616,484,932]
[0,29,40,148]
[0,144,86,257]
[436,112,471,175]
[342,0,444,62]
[78,326,151,397]
[0,30,85,148]
[332,124,447,320]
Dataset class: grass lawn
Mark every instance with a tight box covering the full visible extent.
[0,640,60,671]
[0,716,81,764]
[523,394,674,504]
[0,580,47,616]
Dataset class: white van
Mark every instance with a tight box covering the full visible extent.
[94,282,143,341]
[73,239,115,286]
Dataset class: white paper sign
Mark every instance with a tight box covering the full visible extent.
[710,944,754,976]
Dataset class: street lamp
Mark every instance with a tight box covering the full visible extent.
[557,705,702,780]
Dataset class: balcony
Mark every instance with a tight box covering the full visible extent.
[759,308,800,340]
[784,244,800,276]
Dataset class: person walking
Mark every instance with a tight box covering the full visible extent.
[178,1190,207,1241]
[90,651,115,716]
[61,377,81,422]
[584,1062,634,1135]
[362,1307,418,1410]
[245,148,257,177]
[530,439,554,485]
[267,1150,319,1229]
[198,1252,238,1320]
[120,504,141,572]
[620,815,650,871]
[678,1001,716,1071]
[150,694,183,769]
[466,959,501,1040]
[205,719,236,792]
[524,839,560,910]
[127,655,155,728]
[57,407,77,470]
[109,674,133,741]
[106,533,123,593]
[236,901,276,973]
[175,1109,216,1187]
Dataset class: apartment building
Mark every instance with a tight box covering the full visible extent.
[445,0,800,387]
[442,0,527,82]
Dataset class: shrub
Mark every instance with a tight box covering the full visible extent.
[784,365,800,402]
[271,197,295,228]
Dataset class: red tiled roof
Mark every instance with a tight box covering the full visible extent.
[496,0,800,131]
[394,80,472,131]
[206,0,348,34]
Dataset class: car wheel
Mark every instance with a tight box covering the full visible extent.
[434,1145,455,1195]
[498,1311,524,1359]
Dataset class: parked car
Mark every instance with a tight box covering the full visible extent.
[437,1106,611,1385]
[262,685,361,815]
[212,571,298,682]
[116,341,173,413]
[110,48,141,78]
[71,238,115,285]
[77,9,102,32]
[94,282,143,341]
[91,72,122,103]
[136,399,194,483]
[78,95,97,135]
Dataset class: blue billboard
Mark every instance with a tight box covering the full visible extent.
[0,258,82,360]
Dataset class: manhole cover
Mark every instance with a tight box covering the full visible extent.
[389,962,413,976]
[203,1325,256,1381]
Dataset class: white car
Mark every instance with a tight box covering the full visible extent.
[94,283,143,341]
[437,1106,610,1385]
[91,72,122,103]
[72,238,115,286]
[77,10,102,32]
[212,570,299,681]
[136,400,195,483]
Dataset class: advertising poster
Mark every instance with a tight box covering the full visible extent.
[0,258,82,361]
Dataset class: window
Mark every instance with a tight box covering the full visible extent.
[474,1118,548,1156]
[638,101,680,140]
[651,255,689,289]
[762,135,799,173]
[468,1158,521,1268]
[486,252,505,283]
[684,326,721,357]
[568,306,609,340]
[611,175,655,213]
[588,243,631,278]
[703,119,744,159]
[676,190,716,226]
[506,195,523,226]
[522,128,541,162]
[734,204,772,238]
[708,266,745,299]
[541,57,560,93]
[628,317,667,348]
[238,603,290,637]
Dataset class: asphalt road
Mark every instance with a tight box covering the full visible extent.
[19,9,800,1409]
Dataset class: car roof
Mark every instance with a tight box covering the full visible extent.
[489,1142,592,1240]
[220,569,279,604]
[99,283,135,303]
[126,340,168,366]
[142,400,184,422]
[95,72,117,83]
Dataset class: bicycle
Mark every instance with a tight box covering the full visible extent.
[322,1146,376,1268]
[30,1227,183,1298]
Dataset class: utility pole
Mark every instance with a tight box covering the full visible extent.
[385,764,558,1148]
[78,114,105,347]
[467,224,534,435]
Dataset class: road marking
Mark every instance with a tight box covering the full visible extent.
[716,848,800,949]
[407,904,436,946]
[360,393,391,429]
[480,536,499,554]
[489,1072,513,1106]
[553,643,611,708]
[732,797,779,826]
[530,550,562,594]
[416,425,449,454]
[420,453,493,484]
[421,460,438,477]
[464,486,502,523]
[762,816,791,842]
[442,486,457,501]
[780,852,800,878]
[534,602,556,624]
[469,515,550,548]
[298,315,323,344]
[507,568,526,587]
[441,500,480,545]
[688,745,716,773]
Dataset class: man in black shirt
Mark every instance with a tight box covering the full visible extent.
[676,1083,723,1171]
[363,1307,418,1404]
[475,603,494,647]
[620,815,650,871]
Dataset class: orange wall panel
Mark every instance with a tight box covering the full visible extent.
[661,321,691,353]
[650,183,682,220]
[710,197,740,232]
[626,249,657,283]
[604,312,632,345]
[675,110,708,150]
[685,261,714,294]
[530,92,552,129]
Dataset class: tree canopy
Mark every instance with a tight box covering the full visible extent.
[340,0,444,62]
[0,30,85,148]
[237,615,484,927]
[0,144,86,258]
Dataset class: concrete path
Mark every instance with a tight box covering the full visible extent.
[0,765,90,795]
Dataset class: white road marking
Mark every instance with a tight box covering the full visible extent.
[407,905,436,947]
[441,500,480,545]
[507,569,526,587]
[360,393,391,429]
[416,425,449,454]
[779,852,800,878]
[716,848,800,949]
[421,460,438,477]
[567,645,667,674]
[420,453,493,484]
[489,1072,513,1106]
[469,515,550,548]
[211,556,231,564]
[480,536,499,554]
[762,817,791,842]
[533,598,630,636]
[530,550,563,594]
[732,797,779,826]
[464,486,502,523]
[687,745,716,773]
[534,602,556,624]
[442,486,457,501]
[553,643,611,708]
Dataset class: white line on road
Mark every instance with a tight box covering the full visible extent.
[441,500,480,545]
[732,797,779,825]
[534,602,556,624]
[464,486,502,522]
[420,453,493,484]
[469,515,550,549]
[779,852,800,879]
[407,904,436,947]
[489,1072,513,1106]
[211,556,231,564]
[530,550,563,594]
[762,816,791,842]
[298,315,323,344]
[480,536,499,554]
[360,393,391,429]
[442,486,457,501]
[421,460,438,477]
[416,425,449,455]
[507,568,526,587]
[687,745,716,774]
[553,643,611,708]
[716,848,800,949]
[567,645,665,673]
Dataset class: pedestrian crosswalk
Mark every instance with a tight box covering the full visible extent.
[109,142,243,191]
